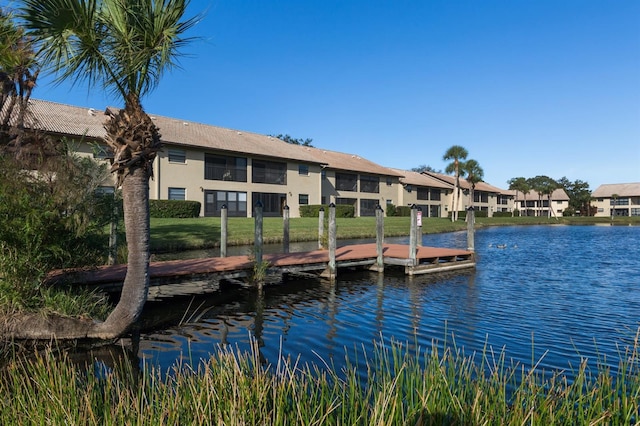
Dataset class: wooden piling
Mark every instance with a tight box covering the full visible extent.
[374,204,384,272]
[283,204,290,254]
[220,204,228,258]
[467,206,475,251]
[325,203,337,280]
[409,205,417,265]
[318,207,325,249]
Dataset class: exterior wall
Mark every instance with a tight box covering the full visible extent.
[398,186,451,218]
[592,196,640,217]
[321,170,402,216]
[152,146,324,218]
[515,199,568,217]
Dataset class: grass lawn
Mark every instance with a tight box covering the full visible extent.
[148,215,640,253]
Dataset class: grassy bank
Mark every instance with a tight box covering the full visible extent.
[149,215,640,253]
[1,335,638,425]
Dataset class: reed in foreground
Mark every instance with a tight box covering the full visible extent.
[1,335,638,425]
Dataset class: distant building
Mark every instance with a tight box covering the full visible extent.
[591,183,640,217]
[512,188,570,217]
[388,169,452,218]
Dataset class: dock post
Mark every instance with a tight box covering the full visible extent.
[254,201,263,265]
[466,206,475,251]
[409,205,417,265]
[283,205,290,253]
[327,203,337,280]
[416,206,423,247]
[318,207,325,249]
[220,204,228,257]
[375,204,384,272]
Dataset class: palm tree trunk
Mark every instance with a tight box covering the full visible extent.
[90,167,150,338]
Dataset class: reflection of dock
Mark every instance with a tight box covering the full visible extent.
[48,243,475,293]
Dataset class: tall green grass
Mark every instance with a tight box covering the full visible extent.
[2,332,638,425]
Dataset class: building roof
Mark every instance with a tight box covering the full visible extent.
[304,147,404,177]
[388,168,452,189]
[21,99,407,176]
[514,188,570,201]
[422,171,506,193]
[591,183,640,198]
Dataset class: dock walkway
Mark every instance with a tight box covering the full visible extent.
[48,243,475,293]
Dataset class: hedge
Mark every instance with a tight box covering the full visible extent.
[149,200,201,218]
[299,204,355,218]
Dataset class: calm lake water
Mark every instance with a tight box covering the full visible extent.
[133,225,640,378]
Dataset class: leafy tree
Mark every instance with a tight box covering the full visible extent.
[527,175,558,218]
[411,164,442,173]
[272,134,313,147]
[460,159,483,210]
[557,177,593,216]
[507,177,530,216]
[443,145,468,221]
[19,0,198,339]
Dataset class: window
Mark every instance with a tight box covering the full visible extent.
[298,164,309,176]
[252,160,287,184]
[93,145,113,160]
[168,148,186,163]
[417,187,429,200]
[430,189,441,201]
[168,187,185,200]
[611,198,629,205]
[336,197,357,209]
[630,208,640,216]
[336,172,357,191]
[205,154,247,182]
[204,190,247,217]
[299,194,309,205]
[253,192,287,217]
[360,199,378,216]
[386,177,393,186]
[360,175,379,193]
[474,192,489,203]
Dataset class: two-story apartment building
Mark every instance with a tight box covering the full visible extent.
[591,183,640,217]
[387,169,452,217]
[421,171,513,217]
[513,188,570,217]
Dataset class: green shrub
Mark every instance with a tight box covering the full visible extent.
[299,204,354,218]
[149,200,201,218]
[492,211,514,217]
[0,153,111,311]
[395,206,412,217]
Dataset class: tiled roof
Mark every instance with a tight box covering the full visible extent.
[591,183,640,198]
[422,171,506,193]
[514,188,570,201]
[388,169,452,189]
[21,98,106,139]
[299,147,404,177]
[19,99,407,174]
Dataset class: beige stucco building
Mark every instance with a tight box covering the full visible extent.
[512,188,570,217]
[21,98,514,218]
[591,183,640,217]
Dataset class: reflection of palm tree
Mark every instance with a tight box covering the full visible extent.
[22,0,198,338]
[443,145,468,222]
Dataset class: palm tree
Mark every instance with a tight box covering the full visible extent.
[0,7,39,149]
[443,145,468,221]
[20,0,198,339]
[461,159,483,211]
[507,177,530,216]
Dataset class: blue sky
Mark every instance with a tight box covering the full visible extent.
[28,0,640,190]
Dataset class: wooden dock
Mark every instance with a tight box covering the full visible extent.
[47,243,475,294]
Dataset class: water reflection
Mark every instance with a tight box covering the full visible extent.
[81,226,640,382]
